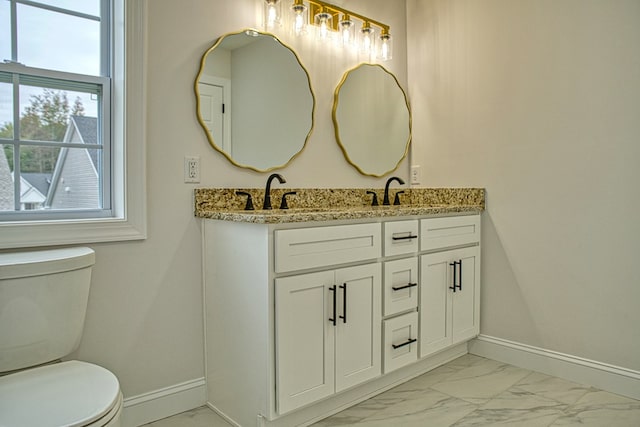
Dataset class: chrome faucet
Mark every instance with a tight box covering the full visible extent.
[383,176,405,206]
[263,173,286,210]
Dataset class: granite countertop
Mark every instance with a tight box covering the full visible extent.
[194,188,485,224]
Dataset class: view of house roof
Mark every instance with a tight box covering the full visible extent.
[71,115,98,145]
[22,173,51,196]
[70,115,99,169]
[45,115,100,209]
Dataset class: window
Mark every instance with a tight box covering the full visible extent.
[0,0,146,248]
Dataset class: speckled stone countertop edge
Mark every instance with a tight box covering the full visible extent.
[197,205,483,224]
[194,188,485,224]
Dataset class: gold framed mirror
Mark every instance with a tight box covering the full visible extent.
[333,63,411,177]
[195,29,315,172]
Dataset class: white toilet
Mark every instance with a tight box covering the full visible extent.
[0,247,123,427]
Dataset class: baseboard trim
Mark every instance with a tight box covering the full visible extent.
[469,335,640,400]
[121,377,206,427]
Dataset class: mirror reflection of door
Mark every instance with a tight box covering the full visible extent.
[195,30,314,171]
[197,76,231,152]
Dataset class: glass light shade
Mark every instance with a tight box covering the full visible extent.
[339,15,355,49]
[359,23,375,60]
[291,1,308,36]
[264,0,282,31]
[379,32,392,61]
[314,10,332,43]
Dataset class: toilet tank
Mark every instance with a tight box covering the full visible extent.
[0,247,95,373]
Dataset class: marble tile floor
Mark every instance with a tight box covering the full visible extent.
[141,354,640,427]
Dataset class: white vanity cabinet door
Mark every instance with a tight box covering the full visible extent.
[335,263,382,392]
[419,246,480,359]
[451,247,481,344]
[275,263,381,414]
[383,257,419,317]
[275,271,335,414]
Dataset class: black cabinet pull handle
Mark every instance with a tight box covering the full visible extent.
[392,338,417,349]
[449,261,457,292]
[392,235,418,241]
[457,260,463,291]
[329,285,337,326]
[339,283,347,323]
[392,282,418,291]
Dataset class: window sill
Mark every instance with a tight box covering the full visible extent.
[0,216,146,249]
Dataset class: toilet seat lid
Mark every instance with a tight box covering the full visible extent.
[0,360,120,427]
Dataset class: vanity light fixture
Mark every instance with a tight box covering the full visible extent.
[264,0,282,31]
[314,6,333,42]
[291,0,308,36]
[359,21,375,59]
[261,0,393,61]
[379,28,392,61]
[339,14,355,49]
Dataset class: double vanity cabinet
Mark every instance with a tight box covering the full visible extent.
[202,212,481,427]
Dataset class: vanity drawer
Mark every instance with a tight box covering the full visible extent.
[383,311,419,374]
[275,223,381,273]
[384,220,419,257]
[420,215,480,251]
[383,257,418,317]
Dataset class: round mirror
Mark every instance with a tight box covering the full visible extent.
[333,64,411,177]
[195,30,315,172]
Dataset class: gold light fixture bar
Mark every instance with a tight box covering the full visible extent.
[306,0,390,34]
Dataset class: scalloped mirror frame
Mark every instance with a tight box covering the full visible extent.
[194,29,316,173]
[332,63,412,177]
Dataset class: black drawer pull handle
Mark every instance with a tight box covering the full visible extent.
[392,282,418,291]
[449,260,463,292]
[392,338,417,349]
[339,283,347,324]
[392,235,418,241]
[449,261,458,292]
[329,285,337,326]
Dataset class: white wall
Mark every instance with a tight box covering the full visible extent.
[72,0,408,400]
[230,37,313,169]
[407,0,640,371]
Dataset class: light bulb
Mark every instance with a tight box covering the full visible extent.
[314,10,332,43]
[379,31,392,61]
[264,0,281,31]
[360,22,374,59]
[291,0,307,36]
[294,13,305,34]
[319,19,328,39]
[340,15,354,49]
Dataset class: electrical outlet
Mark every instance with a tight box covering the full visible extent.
[184,156,200,183]
[411,165,421,185]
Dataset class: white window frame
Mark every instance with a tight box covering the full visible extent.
[0,0,147,249]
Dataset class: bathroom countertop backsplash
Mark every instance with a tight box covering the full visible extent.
[194,188,485,224]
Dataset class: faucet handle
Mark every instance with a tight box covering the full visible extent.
[235,191,254,211]
[366,191,379,206]
[279,191,297,210]
[393,190,405,206]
